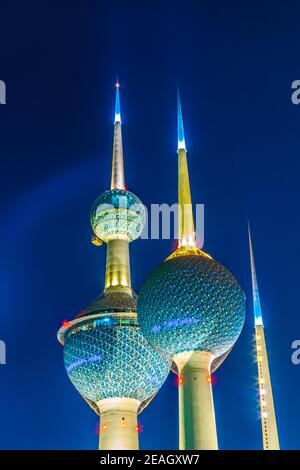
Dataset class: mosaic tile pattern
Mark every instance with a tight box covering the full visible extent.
[90,189,145,242]
[64,323,171,403]
[137,253,245,358]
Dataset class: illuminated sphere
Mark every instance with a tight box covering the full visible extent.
[90,189,145,242]
[62,296,171,403]
[137,252,246,358]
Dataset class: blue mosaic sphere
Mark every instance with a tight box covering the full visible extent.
[63,317,171,403]
[137,252,246,358]
[91,189,145,242]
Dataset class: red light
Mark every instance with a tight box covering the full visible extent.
[136,423,143,433]
[172,240,179,251]
[61,319,70,327]
[177,374,184,386]
[207,374,217,385]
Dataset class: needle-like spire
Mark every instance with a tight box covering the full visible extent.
[177,90,196,249]
[177,88,186,151]
[248,222,263,326]
[114,78,121,124]
[111,80,125,190]
[249,222,280,449]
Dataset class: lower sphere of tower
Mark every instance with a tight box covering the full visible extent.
[137,253,246,358]
[63,320,171,403]
[90,189,145,242]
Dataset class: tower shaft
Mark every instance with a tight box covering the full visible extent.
[174,351,218,450]
[105,238,131,294]
[97,398,140,450]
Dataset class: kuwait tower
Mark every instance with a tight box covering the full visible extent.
[137,91,246,450]
[57,83,171,450]
[248,224,280,450]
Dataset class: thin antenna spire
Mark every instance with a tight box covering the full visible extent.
[249,222,280,449]
[177,90,196,249]
[114,78,121,124]
[177,88,186,151]
[111,80,125,190]
[248,222,263,326]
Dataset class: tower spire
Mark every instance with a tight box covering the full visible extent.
[248,222,263,326]
[114,78,121,124]
[111,80,125,190]
[58,82,170,454]
[249,223,280,450]
[177,89,186,151]
[177,90,196,249]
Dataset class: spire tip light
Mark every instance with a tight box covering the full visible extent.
[114,79,121,124]
[177,89,186,151]
[248,223,264,327]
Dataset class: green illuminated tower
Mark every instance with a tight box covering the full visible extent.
[137,91,246,450]
[248,224,280,450]
[57,82,171,450]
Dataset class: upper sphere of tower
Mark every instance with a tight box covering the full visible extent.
[137,252,246,358]
[91,189,145,243]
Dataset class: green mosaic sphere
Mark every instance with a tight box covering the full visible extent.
[137,253,246,358]
[63,316,171,403]
[90,189,145,242]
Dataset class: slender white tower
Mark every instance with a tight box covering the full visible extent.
[248,224,280,450]
[137,91,246,450]
[175,91,218,450]
[57,82,171,450]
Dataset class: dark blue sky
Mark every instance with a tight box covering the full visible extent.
[0,0,299,449]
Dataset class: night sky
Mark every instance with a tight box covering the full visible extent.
[0,1,300,450]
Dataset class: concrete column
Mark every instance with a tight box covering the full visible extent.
[97,397,140,450]
[105,238,131,294]
[174,351,218,450]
